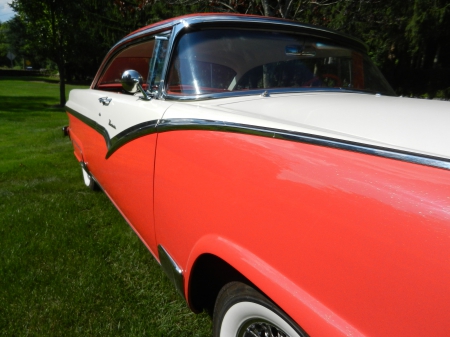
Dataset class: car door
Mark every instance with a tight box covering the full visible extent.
[98,92,172,255]
[68,34,172,256]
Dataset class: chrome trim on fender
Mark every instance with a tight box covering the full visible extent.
[157,118,450,171]
[158,245,185,299]
[106,119,159,158]
[65,108,450,170]
[66,106,111,148]
[66,106,159,159]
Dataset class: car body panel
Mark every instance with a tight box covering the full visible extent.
[162,93,450,159]
[65,13,450,337]
[153,129,450,336]
[183,234,364,337]
[67,90,172,254]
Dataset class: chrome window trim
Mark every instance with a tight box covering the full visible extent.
[138,15,367,52]
[110,22,176,52]
[162,88,373,102]
[158,245,185,299]
[186,15,367,51]
[92,27,174,90]
[155,24,178,100]
[158,19,383,101]
[93,14,370,97]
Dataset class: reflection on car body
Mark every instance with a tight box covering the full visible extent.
[65,14,450,337]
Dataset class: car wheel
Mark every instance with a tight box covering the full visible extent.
[213,282,307,337]
[82,165,98,191]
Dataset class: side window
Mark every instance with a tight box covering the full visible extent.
[96,40,156,92]
[148,36,169,94]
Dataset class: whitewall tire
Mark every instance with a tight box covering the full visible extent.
[213,282,307,337]
[81,165,98,191]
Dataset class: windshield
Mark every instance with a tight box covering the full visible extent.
[167,29,395,96]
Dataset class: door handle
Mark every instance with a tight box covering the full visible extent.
[98,97,112,106]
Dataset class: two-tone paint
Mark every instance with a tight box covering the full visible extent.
[65,14,450,337]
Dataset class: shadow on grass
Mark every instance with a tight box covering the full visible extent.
[0,76,91,85]
[0,96,65,115]
[0,76,61,84]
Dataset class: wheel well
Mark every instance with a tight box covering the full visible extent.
[188,254,251,315]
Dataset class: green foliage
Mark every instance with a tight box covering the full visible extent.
[0,77,212,336]
[0,22,8,67]
[4,0,449,98]
[405,0,450,67]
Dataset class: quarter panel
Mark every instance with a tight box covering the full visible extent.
[66,88,172,256]
[68,112,159,254]
[67,114,86,162]
[153,129,450,336]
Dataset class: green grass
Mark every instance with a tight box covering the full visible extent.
[0,78,212,336]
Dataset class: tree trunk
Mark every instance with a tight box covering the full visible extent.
[58,61,66,107]
[261,0,273,16]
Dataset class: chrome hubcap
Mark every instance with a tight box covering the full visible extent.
[239,320,290,337]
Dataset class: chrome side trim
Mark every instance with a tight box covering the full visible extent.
[66,108,450,170]
[106,119,159,158]
[157,118,450,171]
[158,245,185,299]
[66,106,159,158]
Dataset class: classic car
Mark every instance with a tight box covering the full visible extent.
[64,13,450,337]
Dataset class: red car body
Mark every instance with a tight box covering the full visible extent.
[65,14,450,336]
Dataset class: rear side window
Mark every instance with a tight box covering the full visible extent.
[96,40,155,92]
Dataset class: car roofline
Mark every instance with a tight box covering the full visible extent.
[91,14,368,90]
[123,13,367,52]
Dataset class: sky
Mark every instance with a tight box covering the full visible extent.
[0,0,14,23]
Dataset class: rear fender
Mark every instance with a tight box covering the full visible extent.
[185,235,363,337]
[69,129,84,163]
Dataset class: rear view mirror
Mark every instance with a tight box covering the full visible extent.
[121,70,152,100]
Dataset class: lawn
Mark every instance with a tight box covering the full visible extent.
[0,77,212,336]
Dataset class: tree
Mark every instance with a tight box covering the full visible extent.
[8,0,450,99]
[405,0,450,69]
[3,16,39,68]
[0,22,8,67]
[10,0,74,105]
[162,0,310,19]
[9,0,118,105]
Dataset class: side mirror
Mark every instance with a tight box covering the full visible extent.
[121,70,152,100]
